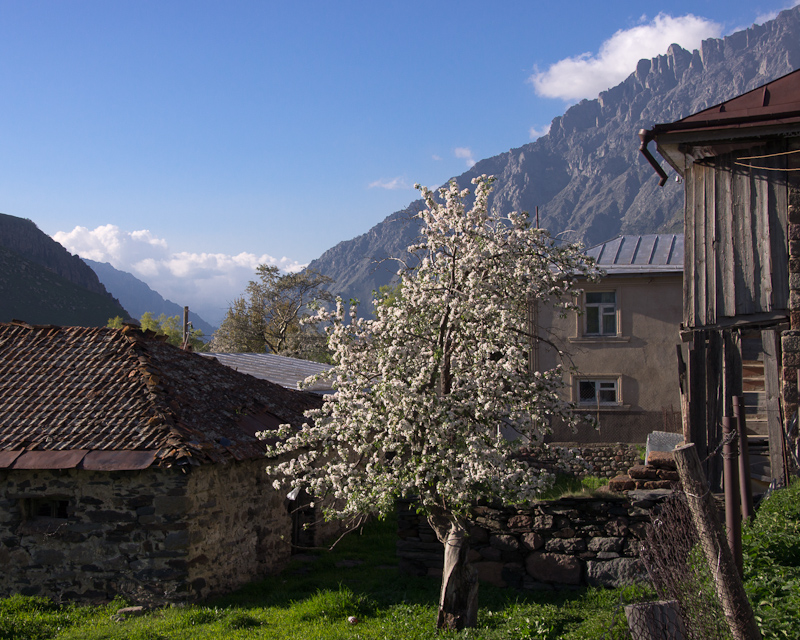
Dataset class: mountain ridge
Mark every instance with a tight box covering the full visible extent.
[307,6,800,308]
[84,259,217,336]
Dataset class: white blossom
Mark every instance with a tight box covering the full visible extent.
[262,175,598,521]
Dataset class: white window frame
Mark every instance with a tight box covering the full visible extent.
[577,378,620,406]
[584,290,618,337]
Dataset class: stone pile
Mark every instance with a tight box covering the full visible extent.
[607,450,681,492]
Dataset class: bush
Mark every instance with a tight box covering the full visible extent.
[743,478,800,639]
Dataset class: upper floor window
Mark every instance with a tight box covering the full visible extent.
[585,291,617,336]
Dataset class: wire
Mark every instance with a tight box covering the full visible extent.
[737,148,800,160]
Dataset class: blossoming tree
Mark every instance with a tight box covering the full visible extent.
[263,176,598,629]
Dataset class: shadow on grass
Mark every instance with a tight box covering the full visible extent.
[206,512,631,626]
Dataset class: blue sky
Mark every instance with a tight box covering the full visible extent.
[1,0,797,326]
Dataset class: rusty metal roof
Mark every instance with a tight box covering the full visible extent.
[651,68,800,137]
[0,322,321,469]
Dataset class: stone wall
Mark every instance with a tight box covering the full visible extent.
[397,489,672,590]
[784,152,800,477]
[184,459,292,600]
[0,461,293,604]
[548,443,643,479]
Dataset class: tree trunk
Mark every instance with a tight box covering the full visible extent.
[427,511,479,630]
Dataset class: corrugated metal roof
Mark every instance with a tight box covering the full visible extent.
[585,234,683,274]
[0,322,322,469]
[203,353,334,394]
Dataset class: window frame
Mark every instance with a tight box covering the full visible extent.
[577,377,621,407]
[583,290,619,337]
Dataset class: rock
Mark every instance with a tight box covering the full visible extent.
[520,532,544,551]
[628,465,658,480]
[476,561,507,587]
[608,475,636,492]
[490,534,520,552]
[647,451,678,470]
[586,558,647,587]
[525,553,582,585]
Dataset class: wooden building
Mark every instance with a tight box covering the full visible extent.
[640,68,800,489]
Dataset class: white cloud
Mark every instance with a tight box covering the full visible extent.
[529,13,722,102]
[529,124,551,140]
[454,147,476,168]
[431,154,443,161]
[52,225,305,326]
[368,177,412,190]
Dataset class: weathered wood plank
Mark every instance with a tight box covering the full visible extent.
[733,160,755,316]
[767,140,789,312]
[706,162,717,325]
[696,163,708,326]
[717,155,736,318]
[684,159,697,328]
[753,152,771,312]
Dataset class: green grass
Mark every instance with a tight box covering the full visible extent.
[0,513,649,640]
[535,474,610,500]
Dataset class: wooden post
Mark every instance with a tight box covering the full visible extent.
[733,396,755,521]
[707,331,724,491]
[722,415,743,574]
[688,331,707,454]
[624,601,687,640]
[673,443,762,640]
[761,329,787,487]
[677,344,689,444]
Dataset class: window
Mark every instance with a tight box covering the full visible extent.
[579,379,619,405]
[585,291,616,336]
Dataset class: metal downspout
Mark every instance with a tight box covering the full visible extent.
[638,128,668,187]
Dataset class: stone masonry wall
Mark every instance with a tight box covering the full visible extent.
[0,462,294,604]
[0,466,190,603]
[784,150,800,477]
[185,460,291,600]
[548,443,643,479]
[397,490,672,590]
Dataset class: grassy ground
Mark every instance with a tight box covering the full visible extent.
[0,512,650,640]
[5,477,797,640]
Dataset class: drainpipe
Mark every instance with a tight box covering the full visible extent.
[638,129,668,187]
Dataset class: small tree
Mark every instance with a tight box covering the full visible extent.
[263,176,598,629]
[208,265,333,362]
[108,312,205,350]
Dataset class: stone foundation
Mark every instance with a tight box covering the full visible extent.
[0,460,292,604]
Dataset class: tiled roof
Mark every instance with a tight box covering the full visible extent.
[203,352,334,394]
[585,234,683,274]
[0,322,321,470]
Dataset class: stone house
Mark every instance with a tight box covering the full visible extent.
[534,234,684,444]
[640,67,800,488]
[0,321,323,603]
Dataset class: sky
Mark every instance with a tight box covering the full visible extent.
[2,0,798,327]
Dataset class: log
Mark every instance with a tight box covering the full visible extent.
[672,443,762,640]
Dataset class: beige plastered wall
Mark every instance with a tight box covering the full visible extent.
[536,273,683,443]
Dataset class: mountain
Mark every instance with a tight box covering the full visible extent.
[84,259,217,336]
[0,213,131,325]
[307,6,800,308]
